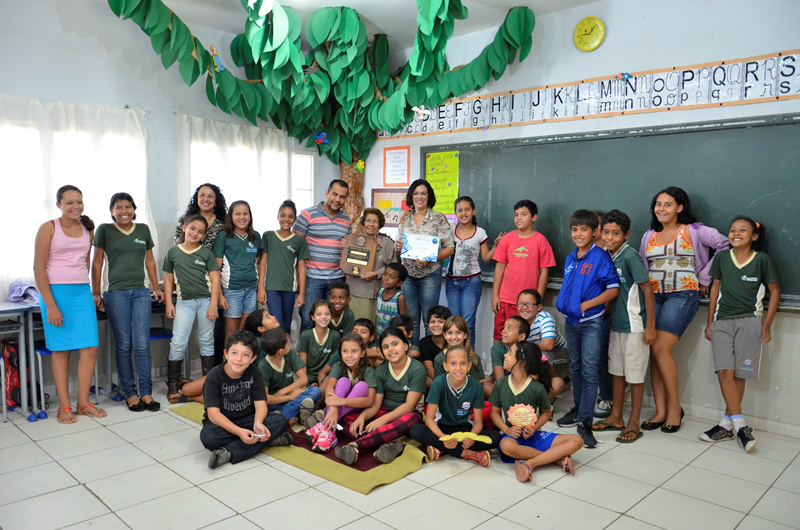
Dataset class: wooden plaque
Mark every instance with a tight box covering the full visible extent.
[340,233,378,276]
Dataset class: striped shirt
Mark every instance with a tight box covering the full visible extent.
[293,202,351,280]
[527,310,567,349]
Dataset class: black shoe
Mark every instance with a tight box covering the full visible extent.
[375,439,404,464]
[660,408,685,434]
[126,398,145,412]
[267,432,294,447]
[577,421,598,448]
[737,426,756,453]
[557,406,579,427]
[699,425,734,443]
[208,448,232,469]
[142,398,161,412]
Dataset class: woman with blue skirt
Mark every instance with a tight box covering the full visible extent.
[34,185,105,423]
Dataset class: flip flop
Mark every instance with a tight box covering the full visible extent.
[592,420,624,431]
[515,460,532,482]
[561,456,575,475]
[616,430,643,443]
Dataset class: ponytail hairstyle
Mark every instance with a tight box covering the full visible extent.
[514,341,552,393]
[731,216,766,252]
[224,200,257,242]
[454,196,477,226]
[279,199,297,216]
[108,192,137,221]
[56,184,94,230]
[339,332,367,382]
[443,315,480,368]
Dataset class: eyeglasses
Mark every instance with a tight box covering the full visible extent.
[516,301,536,308]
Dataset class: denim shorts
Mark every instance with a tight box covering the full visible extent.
[654,290,699,338]
[223,287,257,318]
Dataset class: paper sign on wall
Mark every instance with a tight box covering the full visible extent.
[425,151,459,215]
[383,146,411,187]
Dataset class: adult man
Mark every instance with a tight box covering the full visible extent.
[294,179,352,331]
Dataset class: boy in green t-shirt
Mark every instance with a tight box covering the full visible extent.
[328,281,355,336]
[259,328,321,423]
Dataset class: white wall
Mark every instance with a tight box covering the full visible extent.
[371,0,800,435]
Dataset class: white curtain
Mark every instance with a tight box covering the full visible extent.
[176,115,293,234]
[0,92,153,300]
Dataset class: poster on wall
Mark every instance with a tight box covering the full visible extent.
[371,188,409,228]
[425,151,459,215]
[383,146,411,187]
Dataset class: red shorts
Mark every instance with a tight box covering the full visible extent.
[493,301,519,339]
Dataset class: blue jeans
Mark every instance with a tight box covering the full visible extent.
[402,272,442,346]
[445,275,482,346]
[267,290,296,333]
[598,317,613,401]
[103,288,152,399]
[169,298,214,361]
[565,317,605,424]
[268,385,322,420]
[301,276,345,332]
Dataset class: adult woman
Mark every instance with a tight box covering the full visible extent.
[91,193,164,412]
[174,183,227,369]
[34,185,106,423]
[344,208,398,322]
[395,179,454,344]
[639,186,728,433]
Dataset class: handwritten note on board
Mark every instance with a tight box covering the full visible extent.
[425,151,459,215]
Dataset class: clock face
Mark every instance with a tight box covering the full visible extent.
[573,16,605,52]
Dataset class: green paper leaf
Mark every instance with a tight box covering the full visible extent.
[309,8,332,48]
[169,17,188,53]
[144,0,169,34]
[519,35,533,62]
[310,72,330,101]
[265,2,289,52]
[245,20,267,61]
[179,55,200,86]
[504,9,521,47]
[217,70,236,102]
[160,42,181,69]
[150,28,169,55]
[205,74,216,105]
[108,0,142,19]
[273,39,290,69]
[215,85,231,114]
[286,7,302,43]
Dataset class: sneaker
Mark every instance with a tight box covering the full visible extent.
[305,420,326,444]
[304,409,325,431]
[267,432,293,447]
[699,425,735,443]
[737,426,756,453]
[594,399,613,419]
[312,428,338,453]
[298,397,315,424]
[557,406,580,427]
[577,421,598,448]
[375,439,405,464]
[208,448,232,469]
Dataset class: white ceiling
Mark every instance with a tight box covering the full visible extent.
[163,0,598,51]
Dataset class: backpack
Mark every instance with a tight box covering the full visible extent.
[3,339,21,408]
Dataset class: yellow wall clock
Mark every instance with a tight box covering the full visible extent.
[573,16,605,52]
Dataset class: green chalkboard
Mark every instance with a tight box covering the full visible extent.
[422,114,800,306]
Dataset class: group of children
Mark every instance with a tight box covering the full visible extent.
[189,192,779,480]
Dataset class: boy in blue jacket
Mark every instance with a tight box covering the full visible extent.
[555,210,619,448]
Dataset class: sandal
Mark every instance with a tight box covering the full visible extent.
[76,403,107,418]
[168,392,189,404]
[561,456,575,475]
[463,449,491,468]
[515,460,532,482]
[334,444,358,465]
[426,446,441,462]
[57,406,76,424]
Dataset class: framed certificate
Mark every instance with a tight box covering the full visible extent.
[340,234,378,276]
[400,233,440,262]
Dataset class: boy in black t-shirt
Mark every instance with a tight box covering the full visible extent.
[200,330,291,469]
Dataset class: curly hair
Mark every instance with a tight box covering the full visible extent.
[182,183,227,220]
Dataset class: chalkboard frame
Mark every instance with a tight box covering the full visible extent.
[421,113,800,310]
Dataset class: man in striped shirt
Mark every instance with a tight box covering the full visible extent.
[294,179,352,331]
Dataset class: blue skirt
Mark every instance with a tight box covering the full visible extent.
[39,284,99,351]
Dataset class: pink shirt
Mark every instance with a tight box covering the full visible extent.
[46,219,91,284]
[493,230,556,304]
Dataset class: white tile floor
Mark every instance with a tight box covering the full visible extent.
[1,383,800,530]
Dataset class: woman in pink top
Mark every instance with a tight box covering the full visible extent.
[34,185,106,423]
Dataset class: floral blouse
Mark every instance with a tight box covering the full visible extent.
[397,209,455,279]
[645,224,699,293]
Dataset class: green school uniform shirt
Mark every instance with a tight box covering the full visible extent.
[213,231,261,290]
[711,250,779,320]
[298,328,341,384]
[427,374,484,428]
[374,356,427,410]
[261,231,310,292]
[433,349,484,380]
[328,362,378,388]
[329,308,355,336]
[93,223,154,291]
[489,375,551,428]
[162,245,219,300]
[609,243,651,333]
[258,350,305,394]
[490,342,510,376]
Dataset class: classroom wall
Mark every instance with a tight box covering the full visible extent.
[370,0,800,436]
